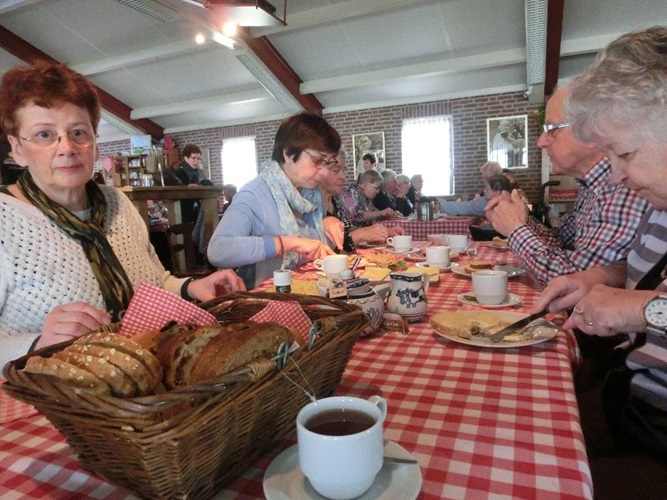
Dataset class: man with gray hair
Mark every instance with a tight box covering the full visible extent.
[373,169,404,217]
[439,161,503,216]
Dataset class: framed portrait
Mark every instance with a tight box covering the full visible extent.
[352,131,385,178]
[199,147,211,180]
[487,115,528,169]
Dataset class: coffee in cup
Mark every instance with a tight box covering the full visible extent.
[472,269,508,305]
[297,395,388,500]
[386,235,412,252]
[314,254,349,277]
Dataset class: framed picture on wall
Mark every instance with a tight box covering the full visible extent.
[199,147,211,180]
[352,131,385,178]
[486,115,528,169]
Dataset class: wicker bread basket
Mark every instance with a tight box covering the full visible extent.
[2,292,368,499]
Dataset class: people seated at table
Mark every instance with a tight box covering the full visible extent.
[532,27,667,497]
[0,61,245,367]
[207,112,339,290]
[373,169,411,216]
[439,161,503,216]
[407,174,423,205]
[341,169,398,230]
[485,84,649,288]
[395,174,414,216]
[303,150,405,252]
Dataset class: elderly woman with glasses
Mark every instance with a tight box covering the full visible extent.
[0,61,245,366]
[207,112,339,289]
[341,169,398,231]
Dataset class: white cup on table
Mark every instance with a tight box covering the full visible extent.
[297,395,388,500]
[425,246,450,268]
[446,234,468,252]
[314,254,349,277]
[386,235,412,252]
[472,270,508,305]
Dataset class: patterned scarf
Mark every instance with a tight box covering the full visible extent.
[18,170,134,320]
[258,160,326,269]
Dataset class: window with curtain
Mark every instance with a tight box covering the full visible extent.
[401,116,453,196]
[221,136,257,190]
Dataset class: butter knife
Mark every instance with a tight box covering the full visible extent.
[488,310,548,343]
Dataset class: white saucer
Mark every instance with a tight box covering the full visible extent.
[457,292,522,308]
[416,262,453,272]
[263,440,422,500]
[388,247,420,254]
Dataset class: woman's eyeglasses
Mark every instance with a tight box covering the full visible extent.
[17,128,98,149]
[303,150,339,170]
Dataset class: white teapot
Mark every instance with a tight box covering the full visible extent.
[386,271,429,322]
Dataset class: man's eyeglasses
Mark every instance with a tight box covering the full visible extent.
[542,122,570,138]
[303,150,339,170]
[17,128,98,149]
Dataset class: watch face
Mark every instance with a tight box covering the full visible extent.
[645,297,667,328]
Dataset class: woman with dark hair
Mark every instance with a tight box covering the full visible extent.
[207,112,340,289]
[0,61,245,366]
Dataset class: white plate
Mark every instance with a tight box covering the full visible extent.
[457,292,522,308]
[450,263,495,278]
[432,311,559,348]
[496,265,525,277]
[359,241,387,248]
[486,241,510,251]
[263,440,422,500]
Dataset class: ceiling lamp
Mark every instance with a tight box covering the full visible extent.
[203,1,286,27]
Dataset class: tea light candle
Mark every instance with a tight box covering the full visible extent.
[273,269,292,293]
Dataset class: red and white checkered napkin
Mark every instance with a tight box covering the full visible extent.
[0,381,39,424]
[250,301,312,342]
[119,282,218,337]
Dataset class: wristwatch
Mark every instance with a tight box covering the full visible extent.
[643,294,667,338]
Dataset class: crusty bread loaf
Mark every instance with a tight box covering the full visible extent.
[23,356,111,395]
[52,350,137,397]
[430,310,500,339]
[61,343,157,395]
[188,321,294,386]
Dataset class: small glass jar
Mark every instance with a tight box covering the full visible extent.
[273,269,292,293]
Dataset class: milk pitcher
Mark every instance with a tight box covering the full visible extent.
[386,271,429,322]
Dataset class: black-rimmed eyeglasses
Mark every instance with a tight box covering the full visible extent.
[303,150,339,170]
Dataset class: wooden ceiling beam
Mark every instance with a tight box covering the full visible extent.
[0,26,164,139]
[544,0,565,98]
[239,31,323,115]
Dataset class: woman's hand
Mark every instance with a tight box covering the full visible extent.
[564,286,657,336]
[281,236,335,261]
[323,216,345,250]
[38,302,112,350]
[380,207,399,219]
[188,269,246,301]
[387,225,406,236]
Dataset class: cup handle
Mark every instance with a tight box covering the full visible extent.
[368,395,388,422]
[314,259,323,270]
[422,272,430,294]
[386,237,393,247]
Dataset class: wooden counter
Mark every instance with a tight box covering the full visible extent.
[119,186,222,249]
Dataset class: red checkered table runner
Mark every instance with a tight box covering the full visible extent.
[0,243,592,499]
[382,216,479,239]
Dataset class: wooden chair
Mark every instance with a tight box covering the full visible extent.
[164,223,210,277]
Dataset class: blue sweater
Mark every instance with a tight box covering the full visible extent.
[207,175,320,289]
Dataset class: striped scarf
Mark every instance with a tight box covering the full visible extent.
[18,171,133,320]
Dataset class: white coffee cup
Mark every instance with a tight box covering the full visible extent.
[472,270,508,305]
[425,245,450,268]
[386,235,412,252]
[446,234,468,252]
[314,254,349,277]
[297,396,388,500]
